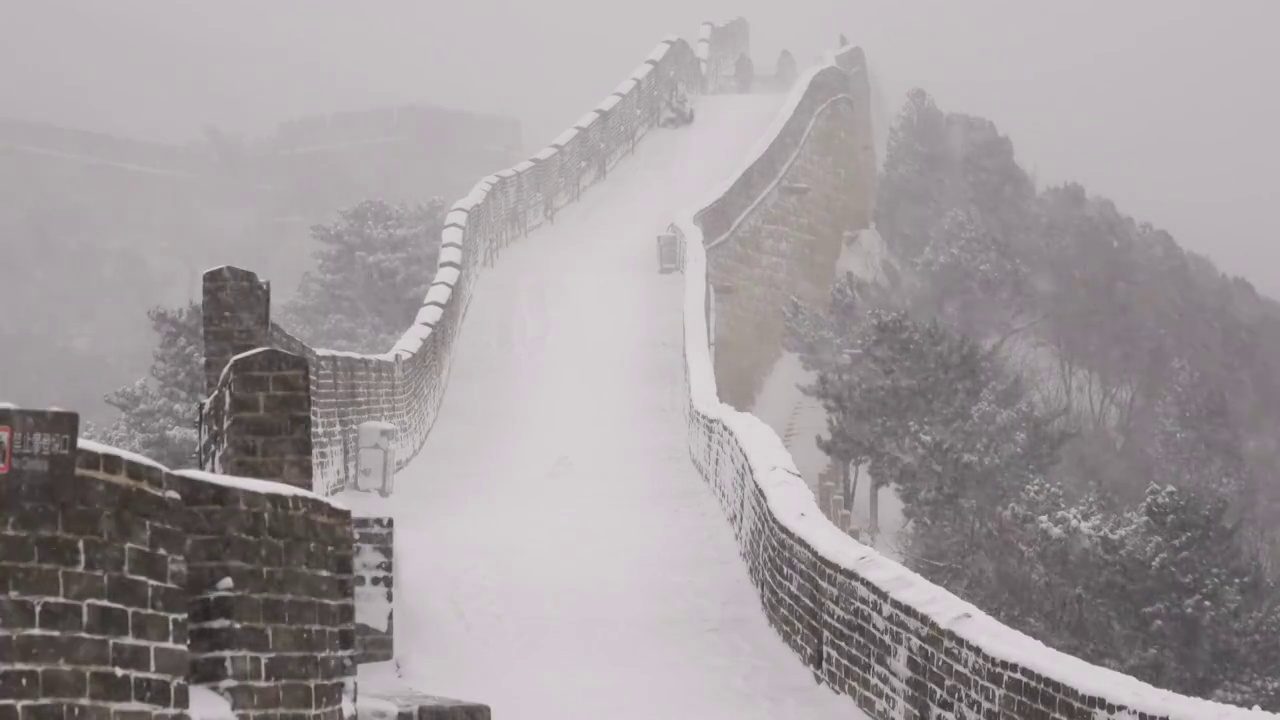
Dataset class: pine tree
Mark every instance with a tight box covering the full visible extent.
[784,274,889,519]
[281,198,447,353]
[1099,483,1274,698]
[854,83,1280,710]
[912,206,1032,341]
[792,306,1070,558]
[88,302,204,468]
[875,89,950,260]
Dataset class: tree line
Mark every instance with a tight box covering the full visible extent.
[787,89,1280,709]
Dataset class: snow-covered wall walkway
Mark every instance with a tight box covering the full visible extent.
[199,22,746,497]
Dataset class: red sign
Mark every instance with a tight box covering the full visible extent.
[0,426,10,474]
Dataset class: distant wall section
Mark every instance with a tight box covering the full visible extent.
[697,19,751,93]
[703,48,876,409]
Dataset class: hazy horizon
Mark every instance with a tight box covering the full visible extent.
[2,0,1275,296]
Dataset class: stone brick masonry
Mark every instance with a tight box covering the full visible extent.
[678,43,1276,720]
[1,444,189,720]
[703,57,875,409]
[172,471,355,720]
[200,347,314,491]
[202,267,273,400]
[351,518,393,665]
[361,691,489,720]
[2,426,362,720]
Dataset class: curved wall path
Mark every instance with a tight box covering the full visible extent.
[391,94,861,720]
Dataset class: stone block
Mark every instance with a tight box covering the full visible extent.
[359,691,491,720]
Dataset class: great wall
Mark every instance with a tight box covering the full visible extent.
[3,16,1276,720]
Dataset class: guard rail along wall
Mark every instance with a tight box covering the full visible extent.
[201,19,749,496]
[672,44,1278,720]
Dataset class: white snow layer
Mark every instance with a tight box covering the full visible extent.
[173,469,348,510]
[391,95,860,720]
[333,488,397,518]
[189,686,235,720]
[78,438,169,472]
[355,696,399,720]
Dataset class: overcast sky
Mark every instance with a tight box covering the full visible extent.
[1,0,1275,296]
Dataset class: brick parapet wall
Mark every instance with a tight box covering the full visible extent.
[199,347,314,491]
[351,518,393,665]
[1,442,189,720]
[702,61,869,407]
[202,267,273,398]
[202,20,747,497]
[3,430,363,720]
[673,46,1278,720]
[171,470,355,720]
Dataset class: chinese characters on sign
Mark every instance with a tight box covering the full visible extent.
[0,408,79,481]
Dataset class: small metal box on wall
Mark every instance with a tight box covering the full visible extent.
[657,231,682,274]
[354,420,397,496]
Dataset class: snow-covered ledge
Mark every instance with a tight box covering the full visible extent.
[673,46,1276,720]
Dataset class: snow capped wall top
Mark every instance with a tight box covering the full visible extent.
[175,468,348,510]
[76,436,347,510]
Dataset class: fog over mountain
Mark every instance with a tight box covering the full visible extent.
[2,0,1276,297]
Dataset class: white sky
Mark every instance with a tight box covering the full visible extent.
[1,0,1275,296]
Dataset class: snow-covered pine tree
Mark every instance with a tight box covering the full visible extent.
[87,302,204,468]
[912,205,1032,342]
[874,89,950,261]
[281,198,447,353]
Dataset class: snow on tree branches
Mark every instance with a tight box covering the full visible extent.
[281,198,447,353]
